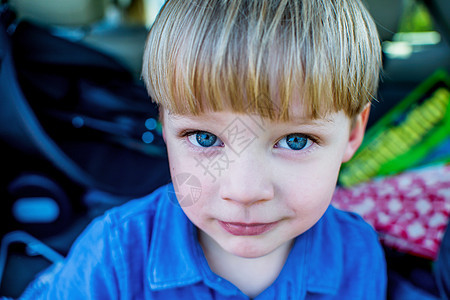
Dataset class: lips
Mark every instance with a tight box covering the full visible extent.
[218,221,278,236]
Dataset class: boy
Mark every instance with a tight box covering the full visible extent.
[17,0,386,299]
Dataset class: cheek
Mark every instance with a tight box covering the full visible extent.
[283,154,341,191]
[166,145,196,176]
[166,142,212,177]
[280,156,342,220]
[178,185,216,231]
[284,179,335,233]
[166,145,218,218]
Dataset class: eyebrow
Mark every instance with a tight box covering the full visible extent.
[289,116,336,127]
[167,111,338,129]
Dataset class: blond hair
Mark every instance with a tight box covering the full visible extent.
[142,0,381,121]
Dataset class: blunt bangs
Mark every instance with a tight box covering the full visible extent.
[142,0,381,121]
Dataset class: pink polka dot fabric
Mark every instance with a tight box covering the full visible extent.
[333,164,450,260]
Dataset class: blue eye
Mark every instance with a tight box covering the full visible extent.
[276,134,312,150]
[188,131,223,147]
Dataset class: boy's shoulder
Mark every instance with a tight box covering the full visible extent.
[16,184,175,300]
[303,205,386,296]
[326,205,377,238]
[103,183,171,227]
[75,183,172,254]
[314,205,382,257]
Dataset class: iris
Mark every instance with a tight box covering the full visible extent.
[196,131,218,147]
[285,134,308,150]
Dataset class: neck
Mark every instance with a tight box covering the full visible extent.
[199,231,294,298]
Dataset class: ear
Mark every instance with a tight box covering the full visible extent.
[342,104,371,163]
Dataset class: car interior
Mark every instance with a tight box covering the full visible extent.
[0,0,449,299]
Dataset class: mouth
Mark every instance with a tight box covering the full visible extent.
[218,221,278,236]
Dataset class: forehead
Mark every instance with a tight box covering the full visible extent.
[163,107,347,130]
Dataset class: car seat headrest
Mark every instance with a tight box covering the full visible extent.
[9,0,108,27]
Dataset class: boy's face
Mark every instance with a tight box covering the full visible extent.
[162,105,368,259]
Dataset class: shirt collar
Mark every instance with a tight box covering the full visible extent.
[147,184,343,296]
[257,206,343,298]
[305,207,343,294]
[147,184,203,290]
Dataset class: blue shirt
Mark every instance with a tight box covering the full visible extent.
[18,184,387,299]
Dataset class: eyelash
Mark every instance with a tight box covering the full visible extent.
[276,134,319,147]
[180,130,320,151]
[179,130,224,152]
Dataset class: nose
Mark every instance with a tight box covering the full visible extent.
[219,154,274,206]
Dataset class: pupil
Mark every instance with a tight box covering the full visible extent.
[196,132,217,147]
[286,134,307,150]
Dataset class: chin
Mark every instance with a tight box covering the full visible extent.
[223,239,276,259]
